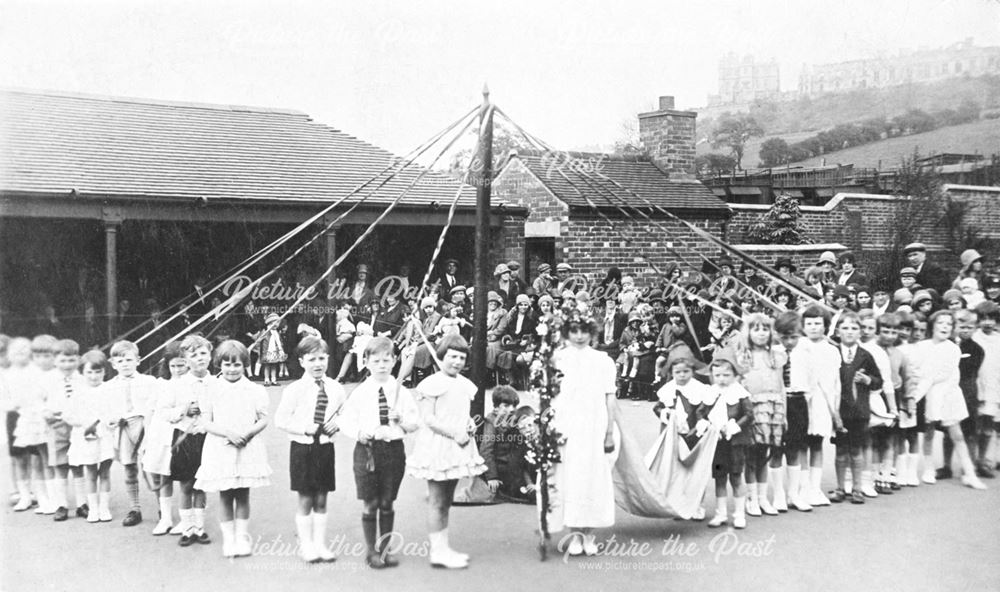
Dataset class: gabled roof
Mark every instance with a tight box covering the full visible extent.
[506,150,729,213]
[0,89,483,207]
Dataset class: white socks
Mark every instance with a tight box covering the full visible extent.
[87,493,100,522]
[234,519,252,556]
[193,508,206,531]
[296,514,318,562]
[313,512,334,560]
[52,478,68,509]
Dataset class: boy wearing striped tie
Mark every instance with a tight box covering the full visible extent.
[105,340,160,526]
[338,336,420,569]
[275,336,347,563]
[42,339,85,521]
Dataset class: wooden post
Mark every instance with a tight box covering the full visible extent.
[325,221,339,378]
[471,84,493,425]
[102,209,123,341]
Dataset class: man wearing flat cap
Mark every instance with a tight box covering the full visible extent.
[555,262,578,295]
[902,242,948,294]
[532,263,554,296]
[506,260,528,295]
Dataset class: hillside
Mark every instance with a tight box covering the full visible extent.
[696,129,819,165]
[699,75,1000,136]
[792,117,1000,168]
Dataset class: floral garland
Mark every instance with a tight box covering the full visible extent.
[527,307,598,560]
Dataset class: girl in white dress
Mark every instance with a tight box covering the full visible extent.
[407,334,486,569]
[142,342,188,535]
[915,311,986,489]
[194,341,272,557]
[65,350,115,523]
[547,313,618,557]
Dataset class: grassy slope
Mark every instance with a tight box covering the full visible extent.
[791,117,1000,168]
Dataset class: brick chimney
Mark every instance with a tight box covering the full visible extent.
[638,95,697,179]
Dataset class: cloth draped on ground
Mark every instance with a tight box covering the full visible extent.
[611,412,720,520]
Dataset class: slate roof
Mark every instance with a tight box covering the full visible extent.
[509,151,729,213]
[0,89,483,207]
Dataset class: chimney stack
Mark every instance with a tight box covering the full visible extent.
[639,94,697,179]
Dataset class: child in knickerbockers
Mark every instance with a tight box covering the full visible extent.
[772,311,806,512]
[338,336,420,568]
[162,335,215,546]
[41,339,85,521]
[194,340,272,557]
[275,336,347,563]
[104,340,160,527]
[407,334,486,568]
[701,352,753,529]
[827,312,883,505]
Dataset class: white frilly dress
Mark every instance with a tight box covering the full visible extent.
[913,339,969,426]
[193,377,273,492]
[406,372,487,481]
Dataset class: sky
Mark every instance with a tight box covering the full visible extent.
[2,0,998,156]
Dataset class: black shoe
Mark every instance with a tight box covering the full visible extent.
[76,504,89,519]
[935,467,953,480]
[366,553,388,569]
[122,510,142,527]
[976,464,995,479]
[828,489,846,503]
[53,507,69,522]
[196,529,211,544]
[179,532,196,547]
[850,491,865,504]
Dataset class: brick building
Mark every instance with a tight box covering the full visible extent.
[494,96,732,288]
[707,53,782,108]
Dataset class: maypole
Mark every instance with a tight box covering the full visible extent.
[470,84,493,427]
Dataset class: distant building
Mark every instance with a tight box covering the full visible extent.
[798,38,1000,98]
[707,53,781,107]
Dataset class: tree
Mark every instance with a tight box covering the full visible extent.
[694,153,736,177]
[758,138,793,168]
[612,116,643,155]
[746,194,809,245]
[446,123,533,180]
[710,113,764,170]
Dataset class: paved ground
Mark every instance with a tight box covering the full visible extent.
[3,384,999,592]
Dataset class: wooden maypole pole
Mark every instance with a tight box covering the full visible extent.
[470,84,493,426]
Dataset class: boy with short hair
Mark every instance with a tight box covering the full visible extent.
[42,339,85,520]
[772,311,804,512]
[275,336,348,563]
[105,340,159,526]
[972,301,1000,478]
[338,336,420,568]
[26,334,59,514]
[828,313,882,505]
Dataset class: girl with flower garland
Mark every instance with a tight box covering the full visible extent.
[545,311,618,557]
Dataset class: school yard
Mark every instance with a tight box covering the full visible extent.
[2,385,998,592]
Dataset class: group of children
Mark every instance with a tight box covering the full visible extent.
[652,301,996,530]
[1,329,490,569]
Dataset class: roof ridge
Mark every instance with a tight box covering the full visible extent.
[514,148,650,163]
[0,87,310,117]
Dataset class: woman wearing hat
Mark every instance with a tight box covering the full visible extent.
[493,263,518,311]
[953,249,984,290]
[350,264,376,319]
[499,294,537,389]
[484,291,510,386]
